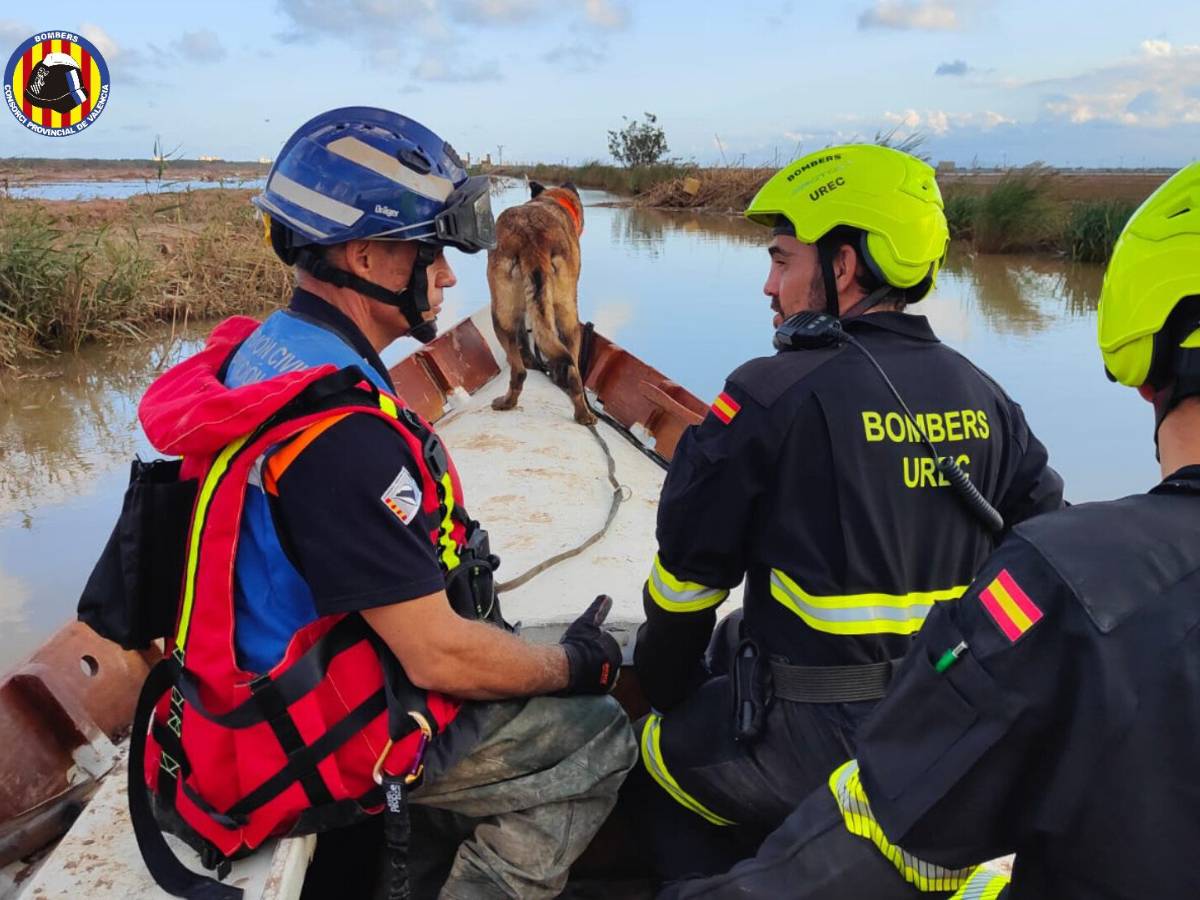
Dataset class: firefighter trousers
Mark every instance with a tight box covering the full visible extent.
[632,613,878,883]
[304,694,637,900]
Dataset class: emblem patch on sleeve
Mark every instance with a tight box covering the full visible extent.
[979,568,1043,642]
[381,467,422,525]
[711,391,741,424]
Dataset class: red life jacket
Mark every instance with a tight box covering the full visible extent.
[134,316,466,864]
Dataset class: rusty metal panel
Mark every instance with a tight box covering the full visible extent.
[417,318,500,396]
[388,355,445,423]
[585,334,706,463]
[0,622,157,864]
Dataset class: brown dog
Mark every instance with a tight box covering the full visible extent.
[487,181,594,425]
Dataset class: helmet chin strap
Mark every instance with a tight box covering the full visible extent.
[1153,346,1200,452]
[816,240,896,320]
[295,244,441,345]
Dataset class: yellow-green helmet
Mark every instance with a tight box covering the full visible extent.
[745,144,949,299]
[1098,161,1200,387]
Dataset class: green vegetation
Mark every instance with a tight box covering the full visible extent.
[971,166,1058,253]
[0,189,289,369]
[943,192,980,240]
[1063,199,1139,263]
[0,202,152,365]
[943,166,1140,261]
[607,113,670,168]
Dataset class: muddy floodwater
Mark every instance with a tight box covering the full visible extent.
[0,183,1158,665]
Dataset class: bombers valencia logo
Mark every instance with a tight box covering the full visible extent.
[4,31,110,136]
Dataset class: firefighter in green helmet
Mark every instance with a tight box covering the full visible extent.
[659,160,1200,900]
[627,144,1065,882]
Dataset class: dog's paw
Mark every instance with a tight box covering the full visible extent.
[492,396,518,411]
[574,410,598,426]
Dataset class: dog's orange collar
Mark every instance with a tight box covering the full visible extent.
[550,194,583,236]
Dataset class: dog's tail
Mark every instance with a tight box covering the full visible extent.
[518,249,574,378]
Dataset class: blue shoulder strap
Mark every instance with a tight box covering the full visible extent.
[224,310,393,394]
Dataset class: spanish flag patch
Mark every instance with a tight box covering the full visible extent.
[979,569,1043,642]
[711,391,740,424]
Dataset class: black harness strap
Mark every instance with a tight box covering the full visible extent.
[129,659,242,899]
[175,615,366,729]
[250,674,336,809]
[225,688,391,819]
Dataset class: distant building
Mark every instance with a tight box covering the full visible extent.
[258,157,272,165]
[936,160,957,173]
[198,155,224,162]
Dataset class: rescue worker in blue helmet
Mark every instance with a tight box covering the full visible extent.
[139,108,635,899]
[659,160,1200,900]
[626,145,1065,884]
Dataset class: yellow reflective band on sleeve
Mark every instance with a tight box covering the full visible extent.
[176,435,249,650]
[437,472,461,570]
[640,714,735,827]
[646,555,730,613]
[949,868,1010,900]
[829,760,976,892]
[375,394,462,573]
[770,569,966,636]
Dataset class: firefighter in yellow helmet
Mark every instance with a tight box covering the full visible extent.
[658,161,1200,900]
[627,144,1065,882]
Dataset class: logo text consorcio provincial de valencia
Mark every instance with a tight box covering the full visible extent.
[4,31,110,136]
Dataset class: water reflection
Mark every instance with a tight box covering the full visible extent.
[942,247,1103,335]
[608,203,764,256]
[0,330,200,521]
[0,571,31,657]
[7,178,267,201]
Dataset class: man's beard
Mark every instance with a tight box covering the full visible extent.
[803,267,828,314]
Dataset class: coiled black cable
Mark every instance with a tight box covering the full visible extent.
[840,331,1005,534]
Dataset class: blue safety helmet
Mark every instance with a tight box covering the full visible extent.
[252,107,496,341]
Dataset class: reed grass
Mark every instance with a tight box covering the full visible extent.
[0,188,289,369]
[942,168,1138,261]
[1063,199,1139,263]
[971,165,1059,253]
[942,192,980,241]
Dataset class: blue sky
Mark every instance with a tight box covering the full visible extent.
[2,0,1199,167]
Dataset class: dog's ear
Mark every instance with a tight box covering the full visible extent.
[562,181,580,197]
[529,181,546,199]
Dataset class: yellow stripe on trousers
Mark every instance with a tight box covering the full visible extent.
[640,714,735,826]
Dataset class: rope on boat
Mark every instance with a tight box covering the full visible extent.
[495,422,628,594]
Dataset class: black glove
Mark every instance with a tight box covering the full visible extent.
[560,595,622,695]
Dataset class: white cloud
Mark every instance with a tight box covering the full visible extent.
[858,0,961,31]
[276,0,446,44]
[541,40,608,71]
[413,54,501,83]
[449,0,545,24]
[1140,39,1173,58]
[78,23,149,81]
[885,108,924,129]
[883,108,1013,135]
[172,29,227,63]
[80,23,120,60]
[583,0,628,29]
[925,110,950,134]
[0,19,31,47]
[982,110,1015,128]
[1030,39,1200,128]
